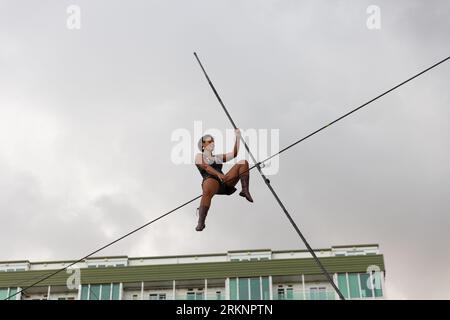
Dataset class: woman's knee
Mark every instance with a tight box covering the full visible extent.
[202,181,218,197]
[202,189,215,198]
[238,159,249,166]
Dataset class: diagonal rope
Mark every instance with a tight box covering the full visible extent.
[4,55,448,300]
[195,52,341,298]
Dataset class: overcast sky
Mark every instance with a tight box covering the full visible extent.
[1,0,449,299]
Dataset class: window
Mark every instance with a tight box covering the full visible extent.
[229,279,238,300]
[215,291,222,300]
[278,287,294,300]
[186,292,195,300]
[250,278,261,299]
[238,278,249,300]
[337,274,349,299]
[0,287,19,300]
[0,263,29,272]
[261,277,270,300]
[148,293,167,300]
[89,285,100,300]
[81,285,89,300]
[277,288,285,300]
[196,291,204,300]
[347,250,365,256]
[86,261,127,268]
[101,284,111,300]
[373,272,383,297]
[359,273,373,298]
[0,288,8,300]
[186,291,203,300]
[229,256,270,261]
[348,274,360,298]
[229,277,270,300]
[286,287,294,300]
[337,273,383,299]
[80,283,121,300]
[132,294,139,300]
[309,287,327,300]
[112,283,120,300]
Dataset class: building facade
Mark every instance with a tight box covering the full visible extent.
[0,244,385,300]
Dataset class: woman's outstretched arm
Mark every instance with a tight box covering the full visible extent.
[219,129,241,163]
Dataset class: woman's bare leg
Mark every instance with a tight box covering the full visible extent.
[224,160,253,202]
[200,178,220,207]
[196,178,220,231]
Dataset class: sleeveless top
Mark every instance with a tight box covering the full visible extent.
[196,154,224,180]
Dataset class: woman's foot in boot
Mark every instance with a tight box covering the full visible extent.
[195,206,209,231]
[239,174,254,203]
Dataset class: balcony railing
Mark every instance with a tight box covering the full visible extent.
[173,291,336,300]
[273,291,337,300]
[175,293,224,300]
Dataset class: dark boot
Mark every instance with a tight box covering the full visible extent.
[195,206,209,231]
[239,174,254,202]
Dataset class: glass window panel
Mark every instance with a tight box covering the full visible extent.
[0,288,8,300]
[80,285,89,300]
[359,274,373,298]
[338,274,349,299]
[277,288,285,300]
[309,287,318,300]
[101,284,111,300]
[89,284,100,300]
[112,283,120,300]
[318,287,327,300]
[373,272,383,297]
[8,288,17,300]
[186,292,195,300]
[261,277,270,300]
[348,274,360,298]
[250,278,261,300]
[196,292,204,300]
[229,278,238,300]
[286,288,294,300]
[238,278,249,300]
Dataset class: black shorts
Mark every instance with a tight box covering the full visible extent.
[202,176,237,195]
